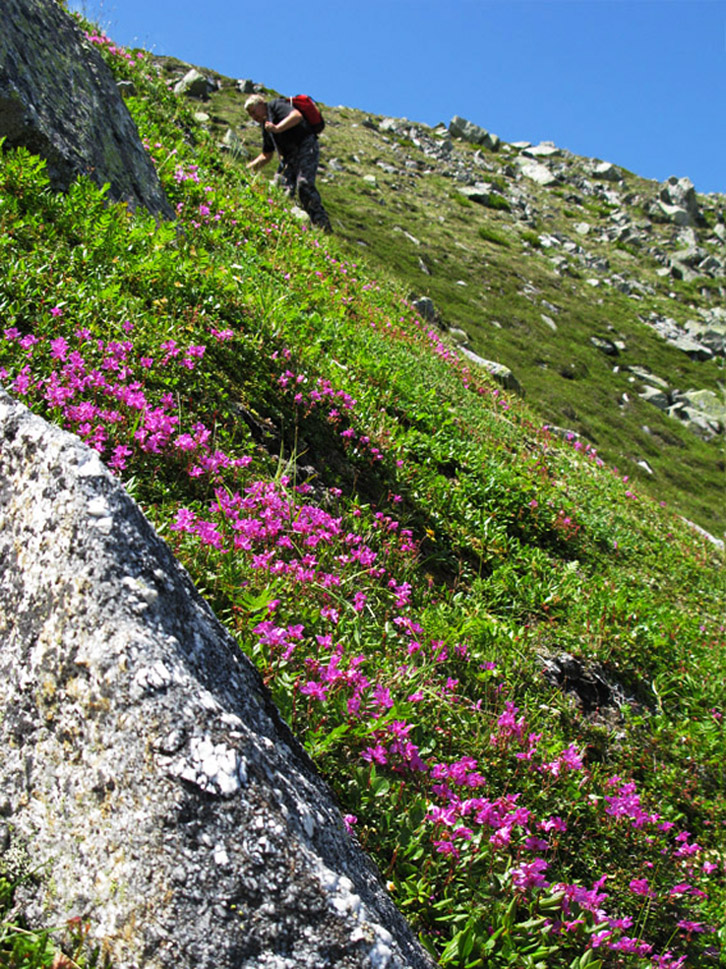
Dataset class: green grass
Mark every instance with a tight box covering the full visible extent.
[0,18,725,969]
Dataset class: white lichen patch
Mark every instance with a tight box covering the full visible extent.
[318,866,400,967]
[87,496,114,533]
[121,574,159,606]
[166,735,247,796]
[132,660,174,693]
[76,451,106,478]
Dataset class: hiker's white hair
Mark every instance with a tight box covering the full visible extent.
[244,94,267,112]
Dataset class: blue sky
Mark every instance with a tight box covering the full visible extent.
[73,0,726,195]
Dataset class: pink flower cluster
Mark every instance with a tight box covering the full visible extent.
[272,353,387,464]
[1,318,244,475]
[84,29,144,63]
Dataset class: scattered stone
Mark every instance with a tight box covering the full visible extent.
[590,336,619,356]
[657,202,694,227]
[289,205,311,224]
[589,161,620,181]
[680,389,726,427]
[459,348,523,394]
[681,519,725,550]
[515,157,559,186]
[394,227,421,246]
[457,184,492,204]
[623,365,669,389]
[116,80,136,98]
[540,652,647,720]
[412,296,436,321]
[659,175,703,225]
[220,128,248,158]
[174,68,213,98]
[638,385,671,410]
[448,327,470,345]
[522,142,561,159]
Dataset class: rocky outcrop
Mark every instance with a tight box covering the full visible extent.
[0,0,173,218]
[0,388,434,969]
[655,176,704,227]
[448,116,500,151]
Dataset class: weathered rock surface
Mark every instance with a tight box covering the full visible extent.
[448,116,500,150]
[0,0,173,218]
[515,156,560,187]
[0,388,434,969]
[658,175,703,226]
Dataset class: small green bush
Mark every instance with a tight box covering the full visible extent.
[478,225,511,246]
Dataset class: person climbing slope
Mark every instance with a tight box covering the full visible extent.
[245,93,332,233]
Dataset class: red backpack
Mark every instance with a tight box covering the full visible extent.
[289,94,325,134]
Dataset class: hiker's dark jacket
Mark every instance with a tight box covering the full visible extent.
[262,98,315,156]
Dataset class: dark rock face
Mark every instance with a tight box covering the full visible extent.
[0,0,173,218]
[0,388,434,969]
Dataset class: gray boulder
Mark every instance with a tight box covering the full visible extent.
[459,348,523,394]
[638,385,671,411]
[590,335,619,356]
[515,156,559,187]
[657,176,703,226]
[174,68,213,98]
[589,161,620,181]
[522,142,561,159]
[0,388,434,969]
[0,0,173,218]
[412,296,436,321]
[448,116,500,151]
[457,183,492,204]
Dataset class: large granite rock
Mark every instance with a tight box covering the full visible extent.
[0,0,173,218]
[0,387,434,969]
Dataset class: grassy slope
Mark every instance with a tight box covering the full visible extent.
[1,23,725,969]
[191,65,726,538]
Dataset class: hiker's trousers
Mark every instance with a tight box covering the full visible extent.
[279,136,331,230]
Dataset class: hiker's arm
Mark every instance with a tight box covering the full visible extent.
[264,109,303,135]
[247,151,274,172]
